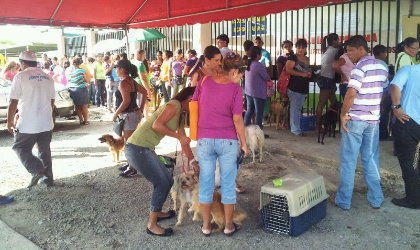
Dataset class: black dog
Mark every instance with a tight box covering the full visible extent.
[318,102,341,145]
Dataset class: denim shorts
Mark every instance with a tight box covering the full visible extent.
[122,111,141,131]
[317,76,337,91]
[197,138,239,204]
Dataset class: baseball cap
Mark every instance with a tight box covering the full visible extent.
[19,51,37,62]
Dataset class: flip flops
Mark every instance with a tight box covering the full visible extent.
[146,227,174,237]
[201,224,211,237]
[224,223,240,237]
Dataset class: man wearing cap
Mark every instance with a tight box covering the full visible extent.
[7,51,55,188]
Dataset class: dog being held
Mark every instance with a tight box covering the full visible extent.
[245,125,265,163]
[318,102,341,145]
[268,98,289,130]
[98,134,125,162]
[170,172,197,226]
[189,183,248,232]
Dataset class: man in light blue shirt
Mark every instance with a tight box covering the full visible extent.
[390,64,420,209]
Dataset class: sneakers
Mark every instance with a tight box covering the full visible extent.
[0,195,14,205]
[27,173,44,188]
[40,176,54,187]
[118,164,129,171]
[119,168,138,177]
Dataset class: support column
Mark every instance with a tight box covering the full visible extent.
[193,23,212,56]
[85,30,97,57]
[56,28,66,57]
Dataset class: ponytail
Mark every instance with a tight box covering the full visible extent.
[246,46,262,71]
[129,63,139,79]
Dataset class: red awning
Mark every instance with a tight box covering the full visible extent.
[0,0,349,29]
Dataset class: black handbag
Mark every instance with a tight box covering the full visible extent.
[113,117,125,136]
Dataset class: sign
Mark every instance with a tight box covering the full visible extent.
[251,16,267,36]
[231,19,246,37]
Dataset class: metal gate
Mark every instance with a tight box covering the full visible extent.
[210,0,401,115]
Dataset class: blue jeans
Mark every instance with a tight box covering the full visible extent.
[335,120,384,209]
[287,89,306,135]
[124,143,174,212]
[244,95,265,129]
[106,79,117,110]
[197,138,238,204]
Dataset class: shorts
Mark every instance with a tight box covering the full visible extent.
[122,111,142,131]
[68,87,89,105]
[317,76,337,91]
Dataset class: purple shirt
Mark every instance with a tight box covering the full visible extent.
[244,60,271,99]
[347,55,388,124]
[192,76,243,140]
[172,60,184,76]
[186,57,198,77]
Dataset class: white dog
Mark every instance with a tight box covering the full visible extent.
[245,125,265,163]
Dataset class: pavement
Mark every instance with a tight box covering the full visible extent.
[0,219,41,250]
[0,124,404,249]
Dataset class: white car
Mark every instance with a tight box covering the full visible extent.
[0,78,74,124]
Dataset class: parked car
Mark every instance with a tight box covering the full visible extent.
[0,78,74,124]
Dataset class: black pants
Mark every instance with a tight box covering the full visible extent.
[379,93,392,139]
[95,79,106,107]
[393,119,420,206]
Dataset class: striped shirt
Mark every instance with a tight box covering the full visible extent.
[68,68,87,88]
[347,55,388,124]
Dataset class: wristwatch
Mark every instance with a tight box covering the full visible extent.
[391,104,401,110]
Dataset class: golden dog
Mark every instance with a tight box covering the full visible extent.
[170,172,197,226]
[190,183,247,232]
[98,134,125,162]
[269,99,289,130]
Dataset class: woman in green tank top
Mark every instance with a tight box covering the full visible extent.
[125,86,198,237]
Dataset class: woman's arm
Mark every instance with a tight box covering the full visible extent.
[257,62,271,81]
[285,60,311,78]
[189,72,199,87]
[233,114,248,156]
[152,103,191,146]
[333,58,347,82]
[112,80,131,121]
[136,83,148,111]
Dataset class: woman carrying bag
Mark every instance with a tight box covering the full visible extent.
[112,59,148,177]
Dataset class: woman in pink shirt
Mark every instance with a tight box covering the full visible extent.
[192,46,248,236]
[2,61,19,81]
[333,43,355,98]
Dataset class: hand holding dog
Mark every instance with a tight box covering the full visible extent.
[241,144,249,158]
[178,134,191,148]
[340,114,351,132]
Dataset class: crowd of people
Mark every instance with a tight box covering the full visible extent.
[1,34,419,240]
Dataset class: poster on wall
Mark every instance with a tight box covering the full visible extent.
[231,19,246,37]
[250,16,267,36]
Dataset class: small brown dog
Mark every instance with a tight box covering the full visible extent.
[190,183,247,232]
[269,98,289,130]
[170,172,197,226]
[98,134,125,162]
[278,98,290,130]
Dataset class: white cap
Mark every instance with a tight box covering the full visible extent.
[19,51,37,62]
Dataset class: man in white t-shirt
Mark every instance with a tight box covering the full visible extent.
[7,51,56,188]
[216,34,233,57]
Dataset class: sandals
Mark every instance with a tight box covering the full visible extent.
[224,223,240,237]
[156,210,176,222]
[201,224,211,237]
[236,185,246,193]
[146,227,173,237]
